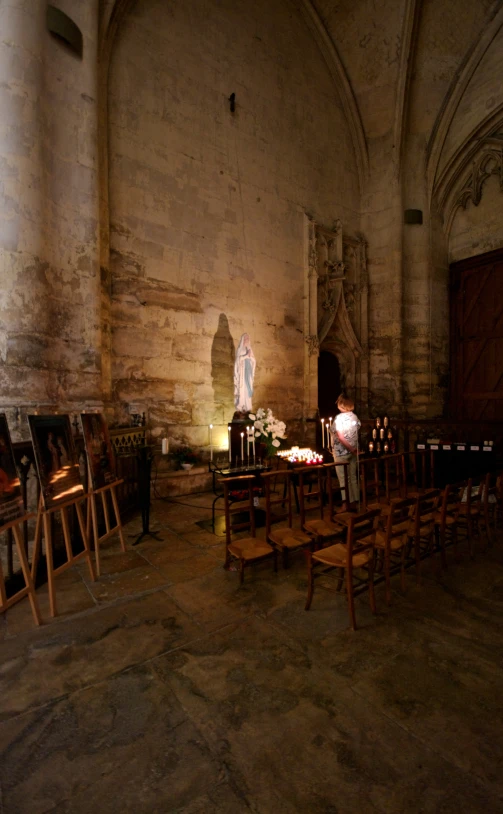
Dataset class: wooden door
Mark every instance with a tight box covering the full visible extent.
[450,248,503,421]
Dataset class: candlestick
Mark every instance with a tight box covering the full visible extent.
[252,431,255,458]
[161,437,169,455]
[246,426,250,465]
[241,432,244,461]
[228,425,232,462]
[321,419,325,448]
[209,424,213,461]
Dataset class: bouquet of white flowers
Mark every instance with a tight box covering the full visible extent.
[248,408,287,457]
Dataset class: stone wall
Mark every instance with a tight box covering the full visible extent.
[0,0,101,439]
[107,0,360,452]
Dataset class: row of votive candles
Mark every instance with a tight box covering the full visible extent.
[277,446,323,464]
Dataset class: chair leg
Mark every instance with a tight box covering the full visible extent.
[239,558,245,585]
[414,534,421,585]
[439,528,447,570]
[305,553,314,610]
[384,550,391,606]
[273,547,278,573]
[346,568,357,631]
[400,544,406,593]
[368,554,376,616]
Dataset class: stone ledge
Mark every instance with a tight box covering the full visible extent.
[153,466,212,497]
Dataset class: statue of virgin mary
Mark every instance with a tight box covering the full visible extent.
[234,333,256,413]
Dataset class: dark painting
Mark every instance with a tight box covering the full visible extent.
[81,413,116,490]
[28,414,84,510]
[0,413,25,527]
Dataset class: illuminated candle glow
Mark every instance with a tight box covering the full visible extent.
[241,432,244,461]
[228,425,232,463]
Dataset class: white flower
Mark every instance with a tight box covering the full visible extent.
[249,413,256,420]
[272,439,280,447]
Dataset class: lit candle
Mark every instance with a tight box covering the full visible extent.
[241,432,244,461]
[246,426,250,464]
[384,442,389,453]
[376,417,380,428]
[328,417,332,450]
[380,429,384,439]
[228,425,232,462]
[369,441,374,453]
[387,430,392,439]
[384,416,388,428]
[161,437,169,455]
[209,424,213,461]
[321,419,325,448]
[252,428,255,460]
[372,428,377,440]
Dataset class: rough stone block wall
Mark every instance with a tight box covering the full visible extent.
[108,0,360,451]
[0,0,101,439]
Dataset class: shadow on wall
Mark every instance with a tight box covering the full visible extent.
[211,314,235,415]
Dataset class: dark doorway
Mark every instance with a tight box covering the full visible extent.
[318,350,341,418]
[450,248,503,421]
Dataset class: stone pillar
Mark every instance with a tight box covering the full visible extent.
[0,0,103,432]
[0,1,48,412]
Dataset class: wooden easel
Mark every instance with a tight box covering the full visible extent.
[0,513,41,626]
[86,478,126,576]
[31,494,96,618]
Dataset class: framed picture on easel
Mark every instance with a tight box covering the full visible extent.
[28,414,84,510]
[0,413,25,526]
[80,413,116,491]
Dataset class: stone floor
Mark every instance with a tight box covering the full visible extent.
[1,494,503,814]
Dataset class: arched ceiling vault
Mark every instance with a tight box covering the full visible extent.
[99,0,503,228]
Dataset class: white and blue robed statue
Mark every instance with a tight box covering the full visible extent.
[234,333,256,413]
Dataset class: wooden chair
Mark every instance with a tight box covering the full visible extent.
[400,450,432,498]
[383,453,402,501]
[220,475,275,583]
[298,466,346,549]
[360,456,394,517]
[456,478,482,558]
[360,457,380,509]
[433,484,460,568]
[409,489,441,582]
[480,472,497,546]
[261,470,311,569]
[324,462,353,525]
[374,497,416,605]
[305,508,381,630]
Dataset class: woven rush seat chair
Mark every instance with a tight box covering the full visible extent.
[456,478,482,558]
[409,489,441,581]
[360,457,394,517]
[374,497,416,605]
[298,465,346,549]
[220,474,275,583]
[433,483,460,568]
[305,508,381,630]
[261,469,311,569]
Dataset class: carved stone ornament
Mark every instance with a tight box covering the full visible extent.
[456,147,503,211]
[305,334,320,356]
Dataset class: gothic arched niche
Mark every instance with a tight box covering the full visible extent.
[308,219,369,417]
